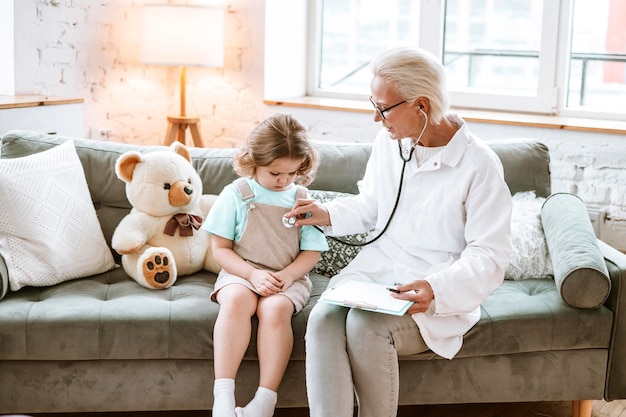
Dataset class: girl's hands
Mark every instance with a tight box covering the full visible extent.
[249,269,285,296]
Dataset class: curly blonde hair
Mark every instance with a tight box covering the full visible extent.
[234,113,319,186]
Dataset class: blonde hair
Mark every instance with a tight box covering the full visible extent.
[370,47,449,125]
[234,113,319,186]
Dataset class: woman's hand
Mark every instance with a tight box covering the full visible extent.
[391,280,435,314]
[249,269,284,296]
[285,198,331,227]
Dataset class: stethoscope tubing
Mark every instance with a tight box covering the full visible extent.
[316,109,429,247]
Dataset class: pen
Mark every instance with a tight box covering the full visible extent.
[387,287,401,293]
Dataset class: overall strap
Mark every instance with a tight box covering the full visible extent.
[236,178,307,210]
[295,185,308,200]
[235,178,256,210]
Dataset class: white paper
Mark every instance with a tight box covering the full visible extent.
[320,280,413,316]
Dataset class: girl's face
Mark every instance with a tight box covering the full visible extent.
[255,157,304,191]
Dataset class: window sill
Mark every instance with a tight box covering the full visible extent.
[0,95,84,110]
[264,96,626,135]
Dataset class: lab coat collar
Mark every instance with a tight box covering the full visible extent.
[436,114,469,169]
[415,114,468,172]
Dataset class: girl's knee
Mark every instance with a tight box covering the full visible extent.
[257,295,294,323]
[217,285,257,316]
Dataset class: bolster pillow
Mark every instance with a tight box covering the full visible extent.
[541,193,610,309]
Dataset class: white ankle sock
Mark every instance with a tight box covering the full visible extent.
[235,386,277,417]
[213,378,236,417]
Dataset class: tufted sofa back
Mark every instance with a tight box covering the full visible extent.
[0,130,550,259]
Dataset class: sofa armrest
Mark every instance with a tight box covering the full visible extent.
[0,252,8,300]
[599,239,626,400]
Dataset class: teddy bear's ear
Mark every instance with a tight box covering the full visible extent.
[170,142,192,163]
[115,152,143,183]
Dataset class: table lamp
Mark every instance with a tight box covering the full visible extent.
[140,4,224,147]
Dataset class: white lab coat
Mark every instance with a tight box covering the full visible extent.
[325,116,512,359]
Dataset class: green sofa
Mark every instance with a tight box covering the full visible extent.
[1,129,625,416]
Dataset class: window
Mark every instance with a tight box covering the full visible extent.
[316,0,420,97]
[442,0,558,114]
[310,0,626,120]
[566,0,626,117]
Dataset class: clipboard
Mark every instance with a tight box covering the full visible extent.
[320,280,414,316]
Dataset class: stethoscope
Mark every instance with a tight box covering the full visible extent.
[398,107,428,162]
[319,108,429,247]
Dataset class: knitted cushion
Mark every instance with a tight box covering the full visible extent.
[0,140,116,291]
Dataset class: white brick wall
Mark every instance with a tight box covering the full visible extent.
[6,0,626,251]
[470,123,626,251]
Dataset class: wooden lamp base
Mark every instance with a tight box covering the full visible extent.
[164,115,204,147]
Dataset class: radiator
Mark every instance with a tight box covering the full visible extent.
[587,207,606,238]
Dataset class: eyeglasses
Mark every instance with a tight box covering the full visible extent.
[369,96,407,120]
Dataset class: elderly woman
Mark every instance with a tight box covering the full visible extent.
[286,46,513,417]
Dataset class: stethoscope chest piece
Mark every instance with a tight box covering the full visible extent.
[282,215,297,228]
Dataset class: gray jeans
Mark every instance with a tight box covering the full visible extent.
[305,302,429,417]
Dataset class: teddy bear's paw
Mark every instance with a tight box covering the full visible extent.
[140,249,177,289]
[114,245,141,256]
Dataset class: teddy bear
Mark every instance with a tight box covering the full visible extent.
[111,142,220,289]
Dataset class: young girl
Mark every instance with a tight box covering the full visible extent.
[203,113,328,417]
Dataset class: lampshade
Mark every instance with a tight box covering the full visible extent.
[140,4,224,67]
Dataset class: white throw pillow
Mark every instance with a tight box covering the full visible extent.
[505,191,553,280]
[0,140,116,291]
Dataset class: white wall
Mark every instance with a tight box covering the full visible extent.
[5,0,626,251]
[0,0,14,94]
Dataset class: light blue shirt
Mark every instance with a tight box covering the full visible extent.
[202,177,329,252]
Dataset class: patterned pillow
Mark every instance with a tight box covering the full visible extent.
[308,190,370,277]
[505,191,553,280]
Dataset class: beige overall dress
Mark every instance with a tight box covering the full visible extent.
[210,178,313,313]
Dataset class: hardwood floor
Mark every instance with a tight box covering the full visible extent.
[25,399,626,417]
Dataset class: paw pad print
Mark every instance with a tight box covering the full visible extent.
[143,253,173,288]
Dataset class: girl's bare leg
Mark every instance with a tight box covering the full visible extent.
[213,285,258,417]
[236,294,294,417]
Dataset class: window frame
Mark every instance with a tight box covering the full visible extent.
[554,0,626,121]
[298,0,625,121]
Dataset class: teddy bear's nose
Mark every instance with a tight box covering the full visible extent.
[169,181,195,207]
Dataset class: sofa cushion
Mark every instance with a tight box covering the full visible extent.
[0,266,328,361]
[487,139,551,198]
[541,193,611,309]
[0,140,116,291]
[308,142,372,195]
[400,279,613,360]
[0,270,613,362]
